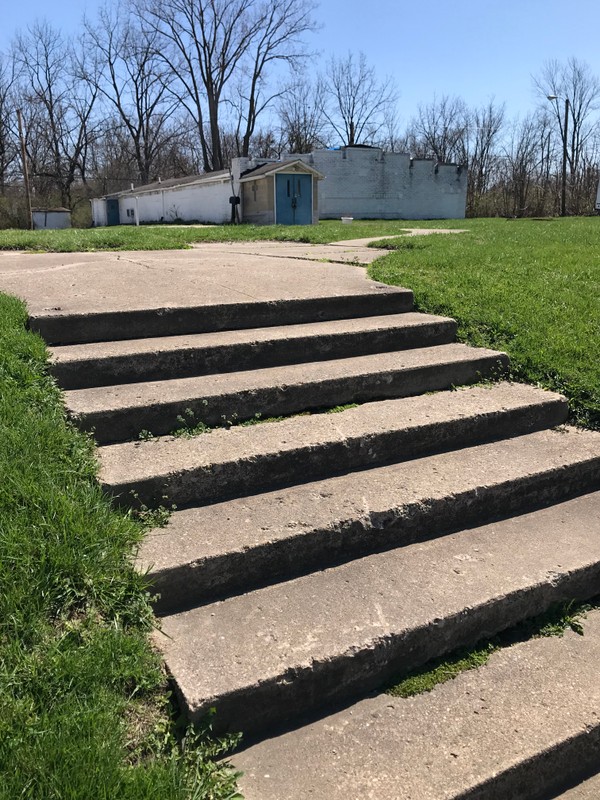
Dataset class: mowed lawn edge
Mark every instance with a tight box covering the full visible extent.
[368,218,599,430]
[0,293,240,799]
[0,219,459,251]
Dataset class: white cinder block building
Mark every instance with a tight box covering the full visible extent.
[289,146,467,220]
[90,172,233,227]
[90,147,467,227]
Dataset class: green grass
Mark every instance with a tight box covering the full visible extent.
[0,294,240,799]
[368,217,600,428]
[0,219,440,251]
[387,599,597,699]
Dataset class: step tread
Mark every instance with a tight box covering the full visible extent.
[50,312,454,363]
[99,383,567,501]
[154,476,600,730]
[138,426,600,582]
[66,343,507,415]
[233,604,600,800]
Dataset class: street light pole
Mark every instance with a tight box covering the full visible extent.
[547,95,570,216]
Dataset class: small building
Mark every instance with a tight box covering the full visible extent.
[90,159,323,227]
[236,158,323,225]
[90,147,466,227]
[32,207,72,230]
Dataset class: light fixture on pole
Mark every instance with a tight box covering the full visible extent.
[547,94,570,217]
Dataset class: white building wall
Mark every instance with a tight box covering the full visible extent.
[115,180,233,225]
[292,148,467,220]
[90,198,107,227]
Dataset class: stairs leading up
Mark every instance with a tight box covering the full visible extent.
[233,603,600,800]
[64,343,508,444]
[48,265,600,800]
[50,312,456,389]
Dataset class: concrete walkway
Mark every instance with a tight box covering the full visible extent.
[0,246,393,318]
[0,229,467,317]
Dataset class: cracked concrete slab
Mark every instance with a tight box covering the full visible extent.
[0,248,400,317]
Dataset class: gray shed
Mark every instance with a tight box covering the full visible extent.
[32,208,72,230]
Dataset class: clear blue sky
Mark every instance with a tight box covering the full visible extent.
[2,0,599,123]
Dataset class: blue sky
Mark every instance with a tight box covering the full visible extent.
[2,0,599,123]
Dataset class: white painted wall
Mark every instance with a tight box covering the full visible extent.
[94,179,232,226]
[90,198,107,227]
[292,147,467,220]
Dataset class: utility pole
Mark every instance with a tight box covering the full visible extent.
[560,97,569,218]
[16,109,33,230]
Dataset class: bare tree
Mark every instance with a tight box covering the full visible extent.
[410,94,469,163]
[464,99,505,215]
[136,0,315,171]
[534,57,600,212]
[0,53,18,194]
[83,4,180,184]
[236,0,317,157]
[13,21,98,207]
[495,112,556,217]
[277,77,328,153]
[321,51,398,146]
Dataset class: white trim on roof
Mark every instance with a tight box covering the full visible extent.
[239,159,324,182]
[103,172,230,199]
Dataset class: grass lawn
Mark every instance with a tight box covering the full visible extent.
[0,295,240,799]
[366,217,599,429]
[0,219,448,251]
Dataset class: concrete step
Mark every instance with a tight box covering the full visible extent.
[65,343,509,444]
[139,426,600,613]
[32,285,413,345]
[100,383,567,508]
[50,312,456,389]
[155,490,600,736]
[232,603,600,800]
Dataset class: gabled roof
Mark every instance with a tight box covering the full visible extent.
[103,170,230,199]
[240,159,324,182]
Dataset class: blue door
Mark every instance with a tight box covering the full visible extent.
[276,173,312,225]
[106,198,120,226]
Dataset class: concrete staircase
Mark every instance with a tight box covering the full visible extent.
[42,278,600,799]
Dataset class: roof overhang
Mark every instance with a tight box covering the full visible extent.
[239,159,324,182]
[101,172,230,199]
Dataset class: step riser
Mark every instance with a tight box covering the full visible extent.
[106,398,567,508]
[73,353,509,444]
[31,291,413,346]
[149,459,600,614]
[461,732,600,800]
[52,319,457,390]
[175,559,600,734]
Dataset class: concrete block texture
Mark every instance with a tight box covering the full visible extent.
[234,605,600,800]
[292,147,467,220]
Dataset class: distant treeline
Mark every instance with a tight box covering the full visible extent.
[1,0,599,226]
